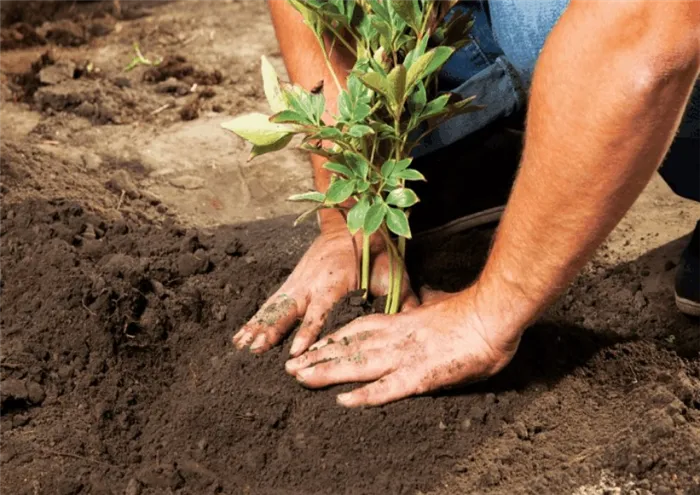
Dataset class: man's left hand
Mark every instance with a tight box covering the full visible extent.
[285,287,522,407]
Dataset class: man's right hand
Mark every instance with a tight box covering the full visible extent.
[232,226,417,357]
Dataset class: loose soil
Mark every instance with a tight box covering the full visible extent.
[2,2,700,495]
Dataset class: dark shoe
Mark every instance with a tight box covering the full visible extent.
[675,221,700,317]
[410,123,522,240]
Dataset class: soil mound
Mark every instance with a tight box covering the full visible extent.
[2,198,699,494]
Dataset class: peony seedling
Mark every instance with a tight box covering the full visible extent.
[222,0,480,314]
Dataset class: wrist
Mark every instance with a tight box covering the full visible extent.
[459,269,539,345]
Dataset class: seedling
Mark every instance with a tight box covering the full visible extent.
[222,0,479,314]
[124,42,162,72]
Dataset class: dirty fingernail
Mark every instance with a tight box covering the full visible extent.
[233,331,248,349]
[232,329,245,343]
[285,357,303,374]
[297,368,313,382]
[249,334,266,352]
[289,338,304,357]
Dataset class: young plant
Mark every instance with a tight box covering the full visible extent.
[222,0,479,314]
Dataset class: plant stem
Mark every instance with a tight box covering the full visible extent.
[388,235,407,314]
[361,232,371,300]
[317,35,343,93]
[321,21,359,57]
[385,249,396,313]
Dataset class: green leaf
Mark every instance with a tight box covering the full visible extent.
[348,124,374,138]
[288,0,322,34]
[261,55,287,113]
[289,191,325,202]
[387,64,407,111]
[391,0,420,30]
[395,158,412,171]
[339,75,373,123]
[408,81,427,114]
[221,113,295,146]
[248,133,294,160]
[325,179,356,204]
[424,47,454,77]
[324,162,354,177]
[386,187,419,208]
[406,46,454,90]
[312,127,344,140]
[420,94,450,119]
[344,151,369,179]
[347,196,370,234]
[270,110,311,125]
[404,34,429,70]
[382,158,413,178]
[358,71,388,99]
[395,168,426,181]
[282,84,325,125]
[386,207,412,238]
[293,204,322,226]
[363,201,387,235]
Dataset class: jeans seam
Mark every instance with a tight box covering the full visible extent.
[468,33,494,67]
[495,56,527,110]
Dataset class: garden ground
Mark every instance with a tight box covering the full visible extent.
[1,2,699,494]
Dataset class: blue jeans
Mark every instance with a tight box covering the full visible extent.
[415,0,699,202]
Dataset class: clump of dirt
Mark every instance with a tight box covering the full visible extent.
[1,197,699,495]
[1,18,115,50]
[142,55,223,86]
[7,52,145,125]
[0,22,47,50]
[8,51,55,102]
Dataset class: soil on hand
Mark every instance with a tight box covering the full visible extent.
[2,2,700,495]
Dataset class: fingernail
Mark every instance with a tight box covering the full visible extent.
[249,334,266,351]
[337,393,351,406]
[285,357,301,374]
[297,368,313,382]
[233,331,248,349]
[289,339,302,357]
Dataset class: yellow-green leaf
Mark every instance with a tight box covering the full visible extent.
[261,55,287,113]
[358,71,388,98]
[387,64,407,112]
[221,113,294,147]
[248,134,294,161]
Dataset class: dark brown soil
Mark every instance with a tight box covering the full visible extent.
[1,197,699,495]
[2,2,700,495]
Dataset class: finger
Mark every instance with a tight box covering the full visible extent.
[286,328,382,375]
[289,298,334,357]
[295,349,394,388]
[419,286,453,305]
[336,370,418,407]
[307,313,387,351]
[234,291,302,353]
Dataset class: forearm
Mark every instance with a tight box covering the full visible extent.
[268,0,355,231]
[472,0,700,335]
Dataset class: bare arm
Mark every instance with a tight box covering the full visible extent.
[285,0,700,407]
[268,0,355,232]
[474,0,700,336]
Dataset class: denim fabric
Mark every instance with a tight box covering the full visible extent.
[415,0,699,204]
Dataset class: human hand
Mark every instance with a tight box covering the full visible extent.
[232,227,417,356]
[284,286,523,407]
